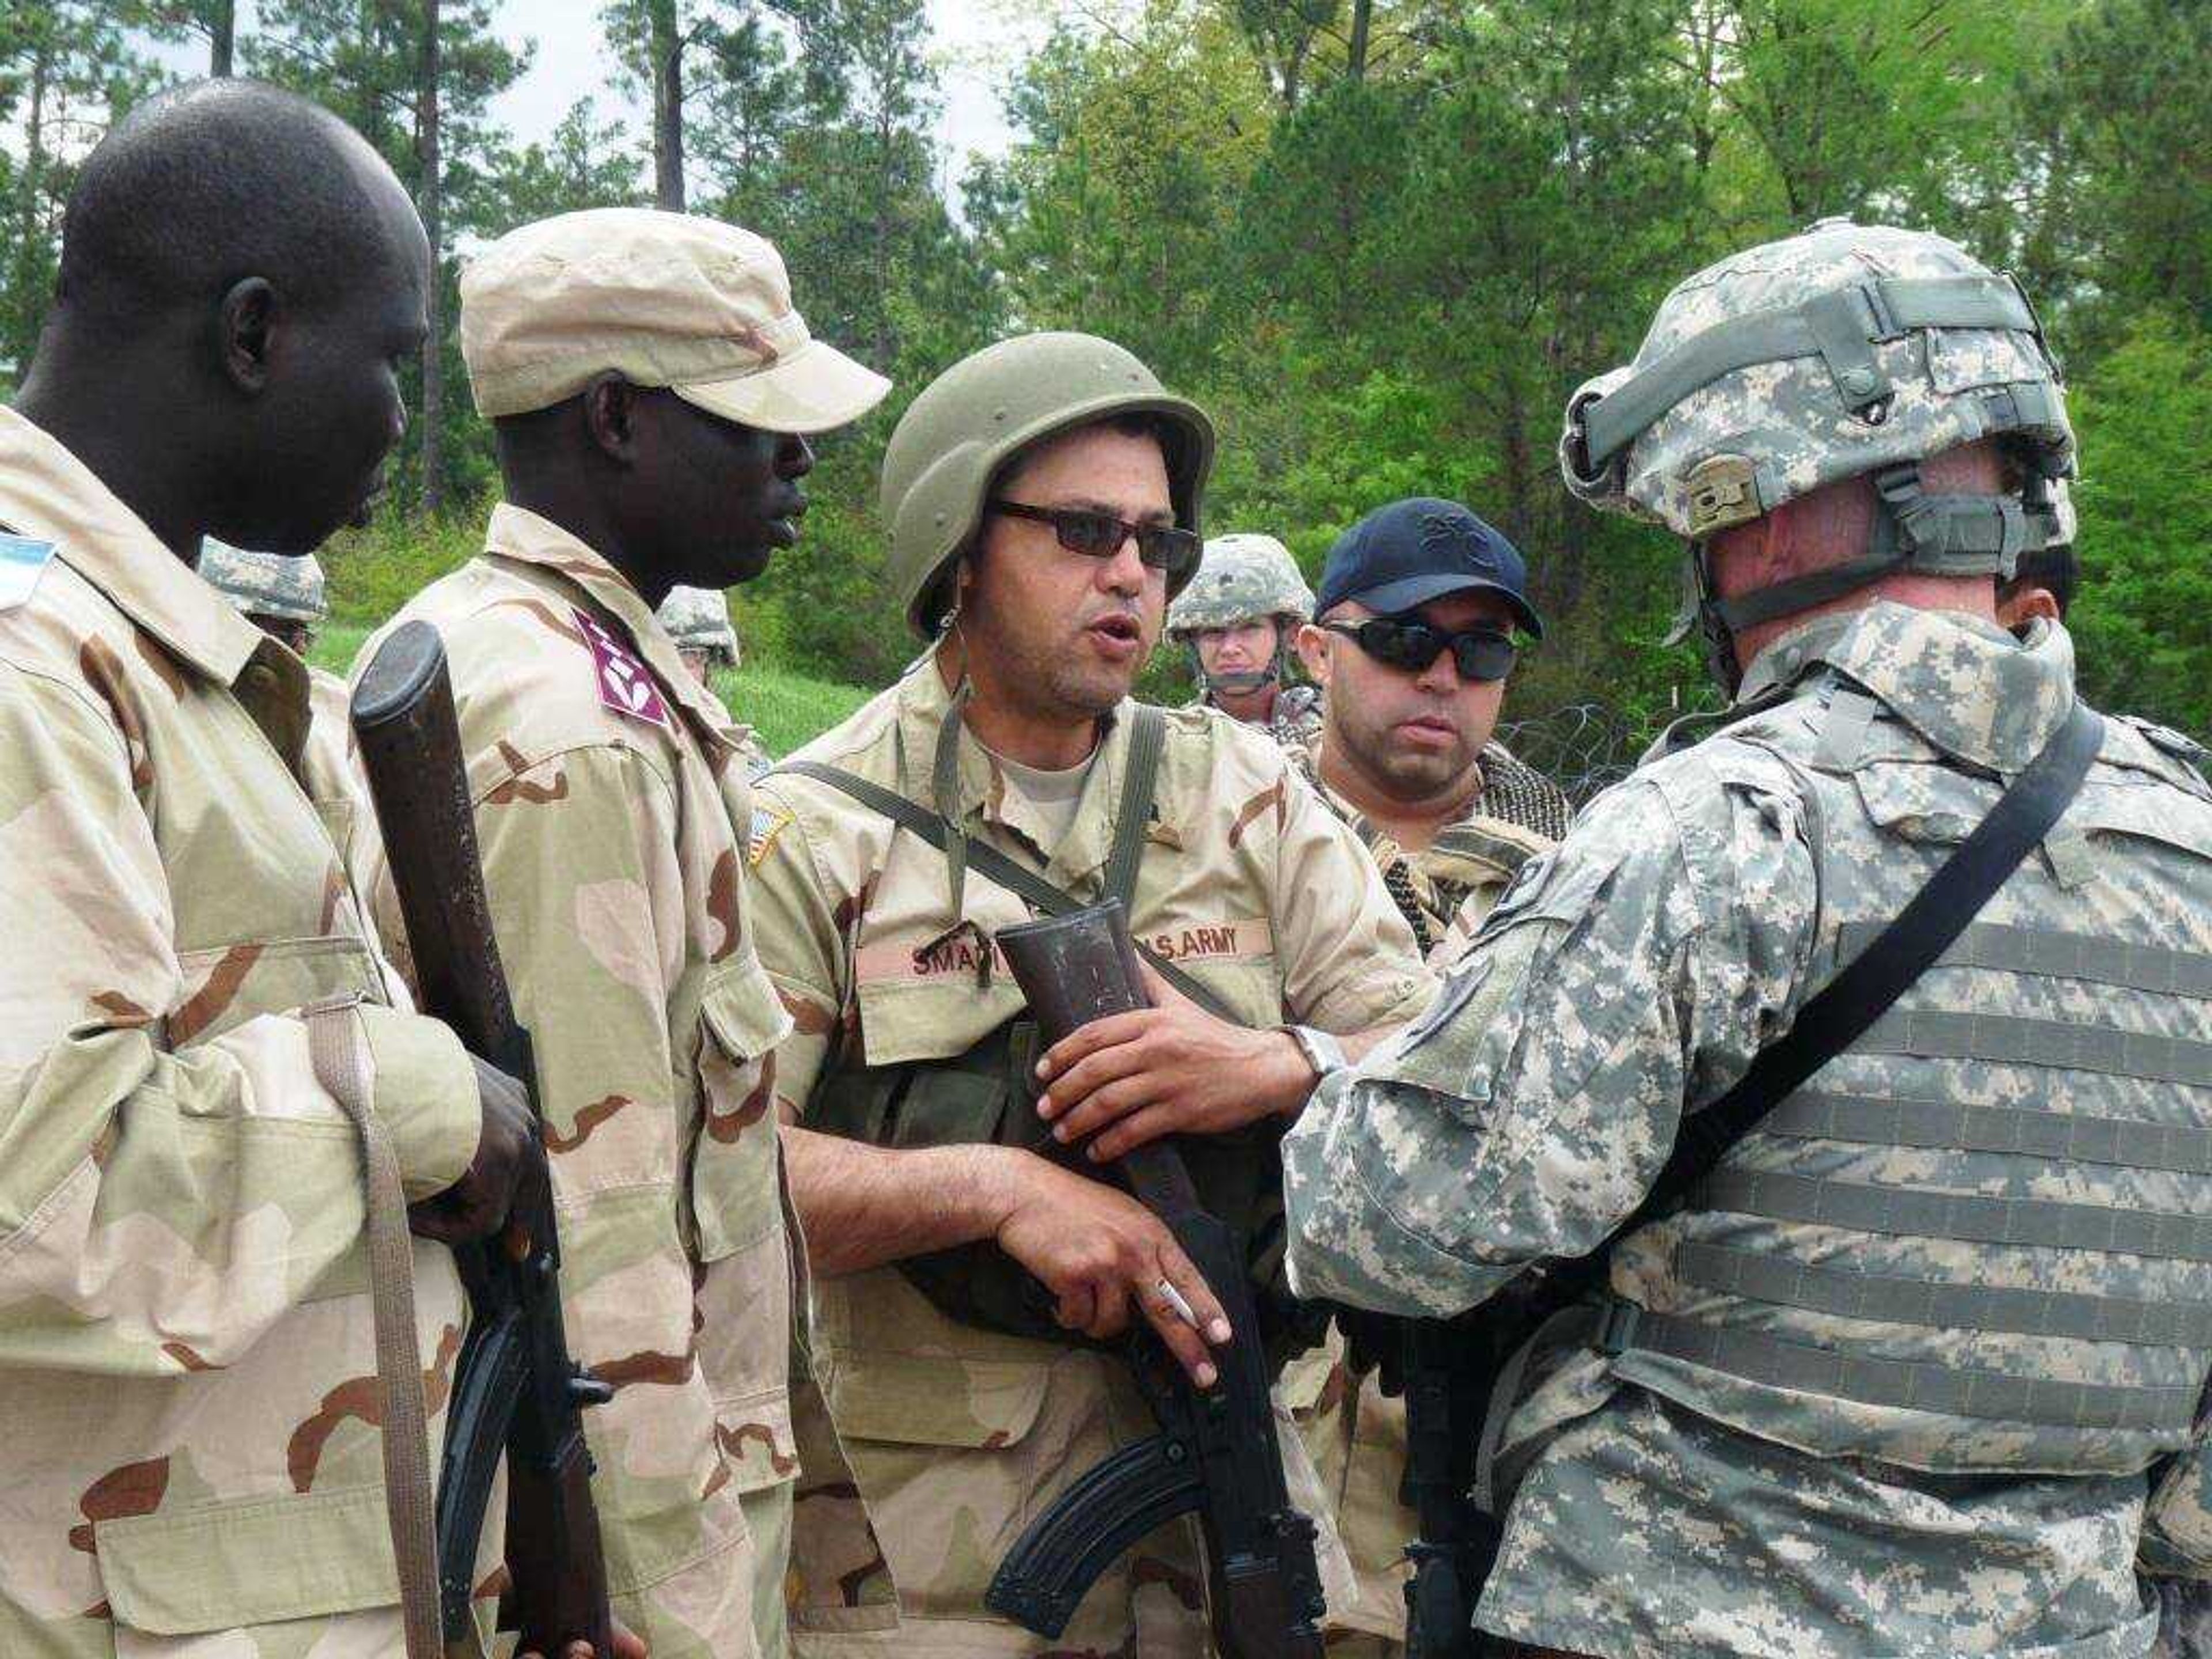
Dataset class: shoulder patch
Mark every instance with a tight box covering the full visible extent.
[0,535,59,612]
[573,606,670,730]
[747,802,794,869]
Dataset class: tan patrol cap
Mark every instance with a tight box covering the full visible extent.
[459,207,891,431]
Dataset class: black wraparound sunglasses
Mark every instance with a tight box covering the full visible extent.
[988,499,1202,581]
[1319,617,1519,683]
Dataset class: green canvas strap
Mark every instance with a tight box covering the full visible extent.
[1580,274,2043,469]
[1759,1089,2212,1177]
[1831,921,2212,1000]
[773,709,1240,1024]
[1103,704,1167,908]
[1701,1167,2212,1263]
[1676,1239,2212,1347]
[1602,1304,2200,1432]
[1854,1006,2212,1088]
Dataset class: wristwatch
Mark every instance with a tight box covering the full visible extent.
[1281,1023,1350,1087]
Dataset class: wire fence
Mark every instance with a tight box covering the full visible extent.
[1496,701,1649,808]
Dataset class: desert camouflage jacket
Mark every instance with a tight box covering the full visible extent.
[1285,601,2212,1659]
[749,657,1433,1655]
[362,503,889,1656]
[0,404,491,1656]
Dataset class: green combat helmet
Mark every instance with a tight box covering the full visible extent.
[658,584,741,669]
[1165,532,1315,698]
[1560,217,2073,690]
[879,331,1214,639]
[198,539,328,625]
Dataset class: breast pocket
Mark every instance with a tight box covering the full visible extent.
[691,953,794,1264]
[100,1484,496,1654]
[169,934,386,1047]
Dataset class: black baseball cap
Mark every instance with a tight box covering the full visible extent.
[1316,497,1544,639]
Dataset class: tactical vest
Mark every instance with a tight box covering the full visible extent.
[1608,688,2212,1475]
[786,706,1311,1356]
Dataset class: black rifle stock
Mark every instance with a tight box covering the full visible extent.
[983,902,1328,1659]
[351,620,616,1654]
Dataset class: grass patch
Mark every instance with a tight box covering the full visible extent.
[309,622,373,677]
[714,661,873,757]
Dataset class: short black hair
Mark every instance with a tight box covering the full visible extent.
[1999,542,2081,619]
[55,79,394,327]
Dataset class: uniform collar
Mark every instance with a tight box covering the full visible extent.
[0,404,270,688]
[891,637,1131,884]
[1740,599,2075,772]
[483,502,738,757]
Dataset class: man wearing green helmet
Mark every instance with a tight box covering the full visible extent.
[749,331,1435,1656]
[1284,219,2212,1658]
[1165,531,1323,743]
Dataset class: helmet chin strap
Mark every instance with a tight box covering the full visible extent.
[1668,459,2069,698]
[1185,628,1290,700]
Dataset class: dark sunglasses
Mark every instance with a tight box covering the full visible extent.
[988,499,1202,581]
[1319,618,1519,683]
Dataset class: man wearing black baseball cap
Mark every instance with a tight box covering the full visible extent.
[1288,495,1570,953]
[1281,495,1574,1654]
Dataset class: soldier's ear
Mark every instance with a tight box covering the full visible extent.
[218,277,278,394]
[581,373,638,465]
[1293,622,1332,687]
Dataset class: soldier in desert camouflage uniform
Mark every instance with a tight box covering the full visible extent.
[359,209,893,1659]
[750,331,1435,1657]
[1286,217,2212,1659]
[1277,495,1569,1658]
[0,80,540,1658]
[660,583,774,779]
[1164,531,1323,744]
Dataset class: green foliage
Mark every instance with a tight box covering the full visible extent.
[711,658,873,755]
[4,0,2209,757]
[2063,311,2212,741]
[319,506,484,624]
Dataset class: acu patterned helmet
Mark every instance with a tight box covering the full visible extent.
[1560,218,2073,687]
[198,540,328,624]
[1166,533,1315,635]
[1166,532,1315,698]
[657,584,740,666]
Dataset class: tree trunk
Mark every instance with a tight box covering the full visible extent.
[415,0,445,515]
[1346,0,1373,81]
[210,0,236,75]
[652,0,685,211]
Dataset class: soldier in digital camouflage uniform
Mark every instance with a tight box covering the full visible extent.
[1165,531,1323,745]
[358,208,894,1659]
[1276,496,1570,1658]
[1285,217,2212,1659]
[660,583,774,780]
[0,81,540,1658]
[750,331,1437,1656]
[198,540,384,886]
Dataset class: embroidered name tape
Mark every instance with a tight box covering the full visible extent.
[574,606,671,729]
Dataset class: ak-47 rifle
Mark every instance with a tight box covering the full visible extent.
[352,620,617,1654]
[983,901,1329,1659]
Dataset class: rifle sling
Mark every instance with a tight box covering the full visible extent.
[1469,698,2104,1516]
[774,705,1244,1025]
[304,994,445,1658]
